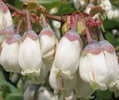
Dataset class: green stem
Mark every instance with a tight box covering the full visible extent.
[101,24,105,32]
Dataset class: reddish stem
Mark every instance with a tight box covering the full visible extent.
[98,28,104,41]
[6,3,21,13]
[46,14,62,22]
[6,3,66,23]
[83,21,93,44]
[90,0,92,4]
[15,19,23,34]
[86,27,93,44]
[25,8,32,30]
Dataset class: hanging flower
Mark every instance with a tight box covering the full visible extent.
[23,84,36,100]
[98,40,119,88]
[49,63,77,95]
[28,64,49,84]
[100,0,112,11]
[73,0,85,10]
[18,30,43,76]
[74,71,95,99]
[84,3,94,14]
[0,1,13,34]
[53,29,82,79]
[1,25,14,38]
[0,34,21,73]
[79,43,109,90]
[38,87,56,100]
[0,35,6,54]
[39,26,58,69]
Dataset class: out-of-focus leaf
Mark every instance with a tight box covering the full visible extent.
[42,1,64,11]
[89,6,103,16]
[13,15,19,26]
[97,90,112,100]
[28,2,38,11]
[4,81,19,93]
[19,0,59,4]
[103,20,119,29]
[6,93,23,100]
[55,3,75,15]
[2,85,10,98]
[110,0,119,7]
[6,0,15,6]
[105,32,119,46]
[38,0,60,4]
[0,69,5,82]
[15,0,23,9]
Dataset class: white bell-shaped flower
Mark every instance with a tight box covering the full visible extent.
[1,25,14,38]
[0,1,13,34]
[0,35,5,52]
[79,43,109,90]
[38,87,56,100]
[0,10,4,34]
[98,40,119,88]
[23,84,36,100]
[1,34,21,72]
[53,29,82,79]
[74,71,94,99]
[111,77,119,98]
[39,27,58,69]
[100,0,112,11]
[18,30,43,76]
[73,0,85,10]
[84,3,94,14]
[49,63,77,95]
[0,35,6,65]
[29,64,49,84]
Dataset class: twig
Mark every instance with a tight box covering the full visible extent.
[6,3,21,13]
[6,3,66,23]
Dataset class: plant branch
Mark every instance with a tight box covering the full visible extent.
[46,14,61,22]
[6,3,66,23]
[6,3,21,13]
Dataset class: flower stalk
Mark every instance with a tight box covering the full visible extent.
[25,8,32,30]
[15,19,23,34]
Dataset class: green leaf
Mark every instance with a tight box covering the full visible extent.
[4,81,19,93]
[89,6,103,16]
[15,0,23,9]
[42,1,64,11]
[55,3,75,15]
[38,0,60,4]
[13,15,20,26]
[28,2,38,11]
[19,0,59,4]
[2,85,10,98]
[0,69,5,82]
[6,93,23,100]
[97,90,112,100]
[110,0,119,7]
[103,20,119,29]
[105,32,119,46]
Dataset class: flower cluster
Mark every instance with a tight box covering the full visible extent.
[0,1,119,99]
